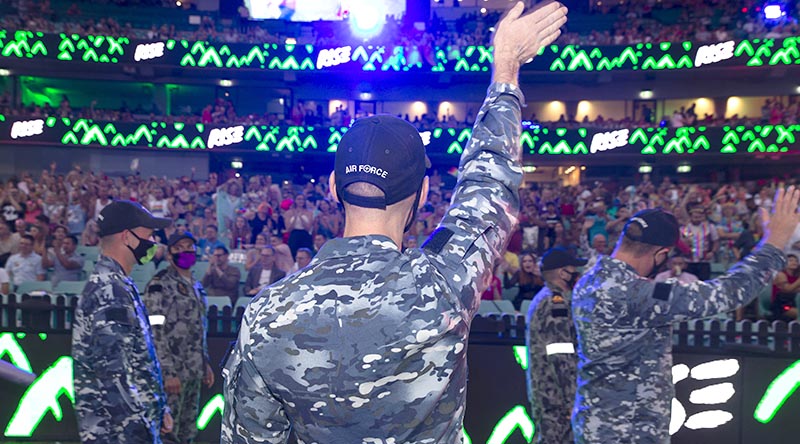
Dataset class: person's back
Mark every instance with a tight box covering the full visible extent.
[221,3,569,442]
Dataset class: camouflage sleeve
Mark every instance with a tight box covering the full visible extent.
[222,314,290,443]
[90,285,150,420]
[628,243,786,327]
[526,304,548,423]
[142,279,178,378]
[424,83,523,312]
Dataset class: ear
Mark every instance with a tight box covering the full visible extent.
[418,176,430,210]
[328,172,340,204]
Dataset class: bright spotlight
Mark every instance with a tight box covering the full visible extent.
[764,4,785,20]
[349,1,385,39]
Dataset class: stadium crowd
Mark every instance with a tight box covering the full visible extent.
[1,160,799,321]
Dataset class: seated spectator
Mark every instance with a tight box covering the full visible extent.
[5,234,45,289]
[290,247,313,273]
[244,233,269,271]
[654,256,699,284]
[44,234,84,285]
[771,254,800,321]
[197,225,226,260]
[503,252,544,312]
[481,263,503,301]
[201,246,241,302]
[313,233,328,255]
[244,246,285,297]
[0,221,20,259]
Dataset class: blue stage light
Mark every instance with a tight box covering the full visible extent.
[349,1,386,39]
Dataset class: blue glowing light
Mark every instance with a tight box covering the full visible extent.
[348,1,386,39]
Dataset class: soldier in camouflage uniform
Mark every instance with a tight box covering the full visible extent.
[526,248,586,444]
[143,232,215,444]
[221,3,568,442]
[572,194,800,444]
[72,200,173,443]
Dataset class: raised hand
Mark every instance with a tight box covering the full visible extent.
[762,186,800,249]
[492,1,568,85]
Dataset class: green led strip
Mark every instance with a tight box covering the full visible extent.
[754,360,800,424]
[197,393,224,430]
[486,405,535,444]
[2,29,800,73]
[513,345,528,371]
[0,332,33,373]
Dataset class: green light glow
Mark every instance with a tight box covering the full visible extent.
[513,345,528,371]
[486,405,535,444]
[0,332,33,373]
[754,360,800,424]
[5,356,75,438]
[197,393,224,430]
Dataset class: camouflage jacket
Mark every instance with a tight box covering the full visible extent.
[526,283,576,444]
[143,265,210,380]
[72,255,167,444]
[572,243,785,444]
[221,82,524,444]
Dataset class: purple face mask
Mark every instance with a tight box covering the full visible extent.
[172,251,197,270]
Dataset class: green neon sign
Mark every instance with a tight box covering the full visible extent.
[197,393,224,430]
[0,332,33,373]
[754,360,800,423]
[5,356,74,437]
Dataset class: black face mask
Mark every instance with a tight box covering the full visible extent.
[127,230,157,265]
[563,270,581,289]
[647,252,669,279]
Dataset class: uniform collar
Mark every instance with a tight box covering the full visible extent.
[96,255,126,275]
[600,255,640,275]
[316,235,400,260]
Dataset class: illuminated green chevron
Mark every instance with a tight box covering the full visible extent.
[486,405,535,444]
[5,356,74,438]
[755,360,800,423]
[0,332,32,373]
[197,394,224,430]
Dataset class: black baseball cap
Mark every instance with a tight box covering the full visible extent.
[622,208,680,247]
[334,115,431,209]
[97,200,172,237]
[541,248,588,271]
[167,231,196,248]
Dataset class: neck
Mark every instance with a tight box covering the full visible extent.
[103,248,136,275]
[174,264,192,279]
[342,207,411,250]
[611,249,650,277]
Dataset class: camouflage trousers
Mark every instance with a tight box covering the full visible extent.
[533,413,573,444]
[163,378,202,444]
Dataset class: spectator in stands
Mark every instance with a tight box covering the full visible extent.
[80,219,100,247]
[717,202,743,264]
[771,254,800,321]
[244,233,269,271]
[43,234,84,285]
[66,189,87,236]
[481,263,503,301]
[292,247,313,273]
[681,204,719,279]
[5,234,45,289]
[244,246,285,297]
[313,199,342,240]
[1,187,25,231]
[245,202,271,244]
[0,222,20,259]
[312,233,327,255]
[654,256,699,284]
[197,225,226,260]
[229,216,250,250]
[28,224,48,258]
[270,235,294,273]
[202,246,241,302]
[0,258,9,294]
[504,252,545,312]
[284,194,314,258]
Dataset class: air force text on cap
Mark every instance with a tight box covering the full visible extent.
[345,164,389,179]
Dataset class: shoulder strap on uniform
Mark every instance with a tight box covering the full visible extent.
[422,227,455,255]
[653,282,672,301]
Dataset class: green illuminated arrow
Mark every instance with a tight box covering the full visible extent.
[0,332,32,373]
[754,360,800,423]
[197,393,224,430]
[486,405,535,444]
[5,356,75,437]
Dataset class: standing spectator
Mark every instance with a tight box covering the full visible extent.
[244,246,285,296]
[0,222,20,258]
[246,203,271,244]
[681,204,719,279]
[5,234,45,288]
[66,190,87,236]
[1,187,25,230]
[654,256,699,284]
[313,199,342,240]
[147,188,172,219]
[284,194,314,258]
[215,179,242,239]
[143,232,214,444]
[228,216,250,250]
[771,254,800,321]
[244,233,269,271]
[197,225,226,260]
[201,246,241,302]
[504,252,545,311]
[717,203,743,264]
[43,234,84,285]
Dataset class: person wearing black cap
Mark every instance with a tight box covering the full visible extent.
[221,3,569,443]
[571,188,800,444]
[142,232,214,444]
[72,200,174,444]
[526,248,586,444]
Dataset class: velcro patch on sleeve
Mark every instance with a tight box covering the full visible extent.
[101,307,134,325]
[653,282,672,301]
[422,227,455,255]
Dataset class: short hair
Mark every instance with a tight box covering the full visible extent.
[542,268,562,285]
[206,224,218,232]
[296,247,313,259]
[789,254,798,261]
[36,214,50,224]
[20,234,35,243]
[260,246,276,255]
[618,224,662,258]
[344,182,385,199]
[65,235,79,245]
[214,245,229,255]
